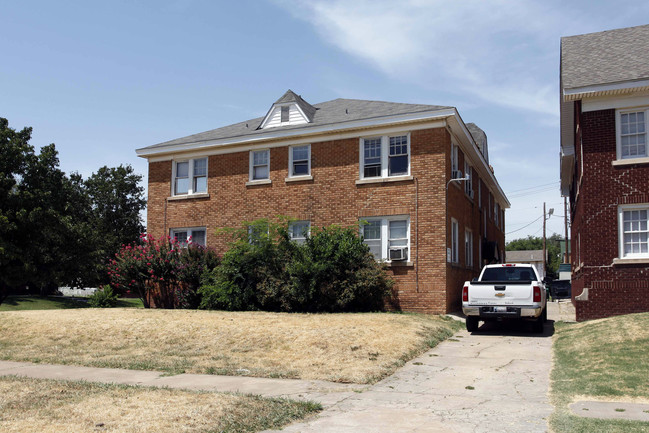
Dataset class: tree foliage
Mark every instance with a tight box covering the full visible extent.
[505,234,563,278]
[0,117,146,302]
[199,219,393,312]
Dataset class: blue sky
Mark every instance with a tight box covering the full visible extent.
[2,0,648,241]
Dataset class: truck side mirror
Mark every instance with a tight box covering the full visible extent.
[472,277,478,282]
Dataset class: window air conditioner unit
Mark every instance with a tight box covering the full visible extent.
[452,170,463,179]
[389,246,408,261]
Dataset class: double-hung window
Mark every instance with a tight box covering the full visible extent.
[451,218,459,263]
[289,220,310,244]
[360,134,410,179]
[171,227,206,247]
[173,158,208,196]
[464,161,473,198]
[451,143,460,178]
[363,138,382,178]
[289,145,311,177]
[389,136,408,176]
[619,205,649,258]
[250,150,270,181]
[248,222,269,244]
[495,203,499,227]
[361,216,410,262]
[617,109,648,160]
[465,229,473,267]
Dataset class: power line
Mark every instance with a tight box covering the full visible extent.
[508,185,561,199]
[505,215,543,235]
[507,181,560,194]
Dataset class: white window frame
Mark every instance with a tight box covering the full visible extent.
[170,227,207,247]
[249,149,270,181]
[451,218,459,263]
[464,161,473,198]
[616,108,649,160]
[172,157,208,196]
[289,220,310,244]
[288,145,311,178]
[465,228,473,268]
[359,133,411,180]
[360,215,410,262]
[248,222,270,244]
[451,143,459,174]
[618,204,649,259]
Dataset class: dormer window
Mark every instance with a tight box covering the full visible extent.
[259,90,316,129]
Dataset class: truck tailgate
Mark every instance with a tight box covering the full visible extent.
[468,282,534,305]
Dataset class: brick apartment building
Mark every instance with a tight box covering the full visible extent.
[137,90,508,313]
[560,25,649,321]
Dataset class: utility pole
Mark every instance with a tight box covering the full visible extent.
[564,196,569,264]
[543,202,554,278]
[543,202,546,276]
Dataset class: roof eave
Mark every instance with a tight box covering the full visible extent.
[563,78,649,101]
[135,108,457,158]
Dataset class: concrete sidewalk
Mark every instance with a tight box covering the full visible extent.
[0,361,363,407]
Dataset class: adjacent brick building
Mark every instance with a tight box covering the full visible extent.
[560,25,649,321]
[137,91,508,313]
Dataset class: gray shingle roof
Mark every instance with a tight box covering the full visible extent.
[141,96,451,150]
[466,123,488,163]
[561,24,649,90]
[506,250,544,263]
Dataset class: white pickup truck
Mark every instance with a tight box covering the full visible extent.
[462,263,548,333]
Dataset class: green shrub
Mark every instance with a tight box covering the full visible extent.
[199,219,392,312]
[88,285,118,308]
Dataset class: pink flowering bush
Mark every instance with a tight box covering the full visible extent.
[108,234,218,308]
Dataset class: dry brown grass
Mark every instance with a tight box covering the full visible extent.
[0,376,319,433]
[0,309,460,383]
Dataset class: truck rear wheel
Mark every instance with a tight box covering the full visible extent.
[533,315,544,333]
[466,316,479,332]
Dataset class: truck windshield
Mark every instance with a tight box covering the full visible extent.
[481,266,536,281]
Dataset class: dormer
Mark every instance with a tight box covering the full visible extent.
[258,90,317,129]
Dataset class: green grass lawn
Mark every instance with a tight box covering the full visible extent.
[551,312,649,432]
[0,296,143,311]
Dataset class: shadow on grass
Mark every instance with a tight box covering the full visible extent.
[1,296,143,311]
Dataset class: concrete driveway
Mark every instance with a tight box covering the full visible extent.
[263,318,558,433]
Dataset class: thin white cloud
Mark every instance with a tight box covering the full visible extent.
[276,0,569,115]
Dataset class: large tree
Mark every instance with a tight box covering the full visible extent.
[0,118,146,302]
[84,165,146,285]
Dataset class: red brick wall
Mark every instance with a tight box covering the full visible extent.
[570,108,649,321]
[147,127,501,313]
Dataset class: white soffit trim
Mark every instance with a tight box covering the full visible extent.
[581,93,649,112]
[563,79,649,102]
[145,118,448,163]
[137,109,455,158]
